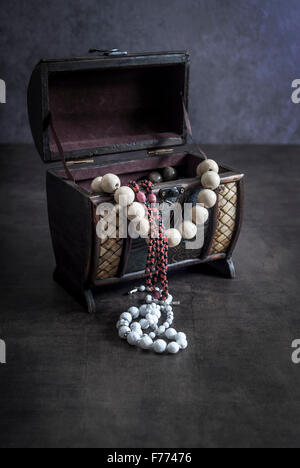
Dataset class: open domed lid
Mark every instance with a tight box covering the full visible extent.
[28,50,190,163]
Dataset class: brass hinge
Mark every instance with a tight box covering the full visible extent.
[66,159,95,166]
[147,148,174,157]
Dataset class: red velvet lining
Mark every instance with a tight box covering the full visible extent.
[48,65,185,154]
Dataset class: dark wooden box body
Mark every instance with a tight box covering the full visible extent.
[28,51,244,313]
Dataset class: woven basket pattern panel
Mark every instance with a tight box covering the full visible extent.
[210,182,237,254]
[96,221,124,280]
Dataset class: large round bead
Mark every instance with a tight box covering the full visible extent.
[178,339,188,350]
[145,294,152,304]
[196,159,219,177]
[119,319,129,327]
[91,176,103,193]
[149,171,163,184]
[130,322,142,334]
[167,341,180,354]
[132,218,150,237]
[179,221,197,240]
[127,202,146,221]
[165,328,177,340]
[146,315,155,327]
[100,173,121,193]
[128,306,139,319]
[201,171,220,190]
[192,205,209,225]
[166,228,182,248]
[197,189,217,209]
[139,319,150,330]
[139,335,153,350]
[139,305,149,317]
[120,312,132,323]
[151,315,159,325]
[163,166,178,181]
[118,325,130,339]
[175,332,187,342]
[154,309,161,319]
[114,186,135,206]
[127,331,141,346]
[153,339,167,353]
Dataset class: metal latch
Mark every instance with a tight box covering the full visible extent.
[66,159,95,166]
[159,186,185,204]
[148,148,174,157]
[89,49,128,56]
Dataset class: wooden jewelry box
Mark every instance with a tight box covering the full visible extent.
[28,50,244,313]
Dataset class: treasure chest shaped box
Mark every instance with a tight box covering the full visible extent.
[28,50,244,313]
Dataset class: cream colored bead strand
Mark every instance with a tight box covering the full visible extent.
[196,158,220,208]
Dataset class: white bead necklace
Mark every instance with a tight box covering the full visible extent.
[116,285,188,354]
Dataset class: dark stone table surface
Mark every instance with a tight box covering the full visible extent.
[0,144,299,448]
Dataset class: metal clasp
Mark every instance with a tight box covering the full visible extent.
[147,148,174,157]
[159,186,185,204]
[89,49,128,56]
[66,159,94,166]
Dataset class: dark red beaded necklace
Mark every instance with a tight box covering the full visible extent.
[128,180,169,301]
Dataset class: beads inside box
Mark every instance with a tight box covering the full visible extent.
[58,152,228,195]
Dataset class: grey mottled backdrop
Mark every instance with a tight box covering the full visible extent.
[0,0,299,144]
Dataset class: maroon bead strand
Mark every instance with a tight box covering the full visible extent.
[128,180,169,300]
[141,180,169,300]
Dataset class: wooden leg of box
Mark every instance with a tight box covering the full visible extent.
[83,289,96,315]
[208,257,236,279]
[53,267,97,314]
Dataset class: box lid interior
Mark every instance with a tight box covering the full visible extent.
[28,52,189,163]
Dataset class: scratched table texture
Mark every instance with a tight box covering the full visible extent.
[0,144,299,448]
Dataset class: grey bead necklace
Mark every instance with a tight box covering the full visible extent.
[116,285,188,354]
